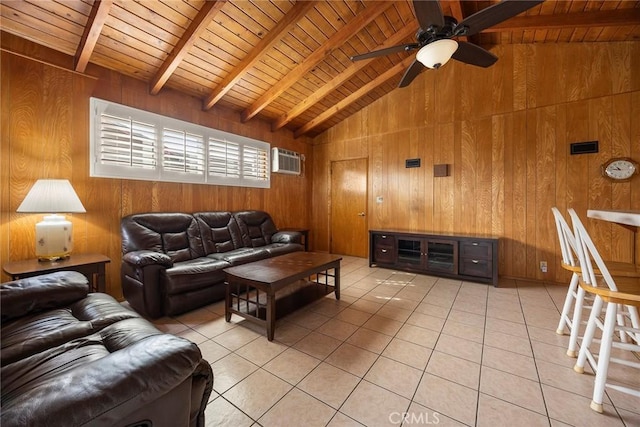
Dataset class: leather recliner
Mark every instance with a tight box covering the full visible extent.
[0,271,213,427]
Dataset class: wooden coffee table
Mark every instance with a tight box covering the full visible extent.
[224,252,342,341]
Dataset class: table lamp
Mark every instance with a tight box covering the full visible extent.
[17,179,86,261]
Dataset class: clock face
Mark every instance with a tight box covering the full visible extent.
[603,159,637,180]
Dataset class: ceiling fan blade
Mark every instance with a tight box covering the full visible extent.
[451,41,498,68]
[458,0,543,37]
[350,43,419,61]
[412,0,444,30]
[398,59,424,88]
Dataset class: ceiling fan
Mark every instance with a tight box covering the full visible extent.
[351,0,544,88]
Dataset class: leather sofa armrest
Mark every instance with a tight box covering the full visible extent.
[0,334,213,427]
[272,231,302,245]
[123,250,173,268]
[1,271,89,323]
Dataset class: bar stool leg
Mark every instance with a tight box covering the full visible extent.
[567,283,586,357]
[590,301,618,413]
[557,272,579,335]
[574,295,603,373]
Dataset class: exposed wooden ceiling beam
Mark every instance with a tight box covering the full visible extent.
[150,0,225,95]
[241,1,392,123]
[294,55,415,138]
[74,0,113,72]
[202,1,318,110]
[271,23,419,131]
[486,8,640,32]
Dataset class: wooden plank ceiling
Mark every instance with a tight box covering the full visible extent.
[2,0,639,138]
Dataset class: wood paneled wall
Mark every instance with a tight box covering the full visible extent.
[311,42,640,284]
[1,35,313,298]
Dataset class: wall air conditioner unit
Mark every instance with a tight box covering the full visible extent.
[272,147,301,175]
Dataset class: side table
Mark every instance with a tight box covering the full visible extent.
[280,228,309,251]
[3,253,111,293]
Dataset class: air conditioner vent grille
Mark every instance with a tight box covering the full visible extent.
[272,148,301,175]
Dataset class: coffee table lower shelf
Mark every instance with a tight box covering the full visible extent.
[224,252,342,341]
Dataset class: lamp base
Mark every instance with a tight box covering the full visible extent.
[35,214,74,260]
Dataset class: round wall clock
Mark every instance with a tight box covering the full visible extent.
[601,157,638,181]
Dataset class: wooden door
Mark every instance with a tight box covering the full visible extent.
[330,158,368,257]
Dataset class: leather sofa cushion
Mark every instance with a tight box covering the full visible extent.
[1,293,141,366]
[262,242,304,257]
[233,210,278,247]
[121,213,205,263]
[162,258,230,295]
[194,212,243,254]
[207,247,270,265]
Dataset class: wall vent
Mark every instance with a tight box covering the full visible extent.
[272,148,301,175]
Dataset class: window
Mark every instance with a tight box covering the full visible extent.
[90,97,270,188]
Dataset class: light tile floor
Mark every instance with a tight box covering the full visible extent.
[150,256,640,427]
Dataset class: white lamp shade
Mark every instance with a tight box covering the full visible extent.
[416,39,459,69]
[17,179,85,260]
[17,179,86,213]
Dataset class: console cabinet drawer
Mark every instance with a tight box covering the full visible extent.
[374,245,395,264]
[459,258,492,278]
[459,241,493,260]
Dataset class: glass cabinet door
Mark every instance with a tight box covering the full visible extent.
[397,238,423,266]
[426,240,456,273]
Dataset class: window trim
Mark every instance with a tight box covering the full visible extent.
[90,97,270,188]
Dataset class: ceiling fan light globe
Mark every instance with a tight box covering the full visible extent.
[416,39,459,69]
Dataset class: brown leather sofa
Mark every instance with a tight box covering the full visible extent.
[0,271,213,427]
[121,210,303,318]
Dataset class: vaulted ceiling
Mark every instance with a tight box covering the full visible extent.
[2,0,639,138]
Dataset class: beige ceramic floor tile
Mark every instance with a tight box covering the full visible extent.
[271,321,311,346]
[193,315,239,338]
[395,324,439,348]
[381,338,432,370]
[413,373,478,426]
[480,366,546,415]
[536,359,605,400]
[404,402,467,426]
[527,324,571,348]
[214,324,261,351]
[325,343,379,377]
[442,319,485,344]
[446,309,486,328]
[361,314,404,336]
[335,307,373,326]
[434,333,483,363]
[176,327,209,345]
[481,346,538,381]
[484,329,533,357]
[530,340,576,369]
[193,339,230,364]
[364,356,423,399]
[348,298,383,314]
[174,307,220,328]
[421,294,455,309]
[376,305,413,322]
[326,412,366,427]
[476,393,549,427]
[223,369,292,420]
[413,302,451,319]
[340,380,411,427]
[235,336,287,366]
[486,306,525,324]
[406,312,446,332]
[210,353,259,393]
[484,317,528,337]
[426,350,481,390]
[204,396,254,427]
[346,327,393,354]
[262,347,321,385]
[293,331,343,360]
[297,362,360,409]
[258,387,335,427]
[315,318,359,341]
[286,309,331,329]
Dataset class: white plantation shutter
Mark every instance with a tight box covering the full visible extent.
[243,145,269,181]
[99,114,156,169]
[90,97,270,188]
[208,137,240,178]
[162,128,205,179]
